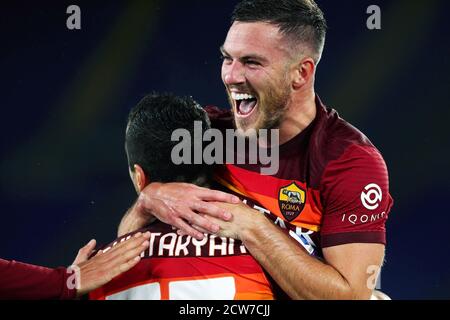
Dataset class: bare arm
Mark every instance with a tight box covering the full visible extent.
[118,202,156,237]
[243,218,384,299]
[210,202,384,300]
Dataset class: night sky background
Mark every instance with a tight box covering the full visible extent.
[1,0,449,299]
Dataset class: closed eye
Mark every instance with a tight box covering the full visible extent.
[220,55,232,64]
[245,60,261,66]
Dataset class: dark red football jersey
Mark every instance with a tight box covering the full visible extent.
[207,95,393,257]
[0,259,76,300]
[89,221,274,300]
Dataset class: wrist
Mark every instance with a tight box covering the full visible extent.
[132,200,154,224]
[146,182,163,197]
[240,208,269,244]
[137,182,163,212]
[135,196,147,216]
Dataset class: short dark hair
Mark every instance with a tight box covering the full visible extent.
[125,93,212,185]
[232,0,327,62]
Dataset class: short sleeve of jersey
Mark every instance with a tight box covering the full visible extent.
[320,144,393,248]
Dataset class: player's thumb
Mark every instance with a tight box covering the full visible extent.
[73,239,96,265]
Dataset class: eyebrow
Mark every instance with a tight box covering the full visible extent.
[220,46,269,64]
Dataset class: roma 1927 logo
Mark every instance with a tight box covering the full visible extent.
[278,182,306,222]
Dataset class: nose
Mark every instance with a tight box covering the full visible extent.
[222,61,245,86]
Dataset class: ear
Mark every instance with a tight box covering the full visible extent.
[291,57,316,90]
[133,164,149,193]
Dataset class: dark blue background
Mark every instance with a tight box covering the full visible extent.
[1,0,449,299]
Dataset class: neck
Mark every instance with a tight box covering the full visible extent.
[278,87,317,145]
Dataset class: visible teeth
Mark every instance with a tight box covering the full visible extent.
[231,92,255,101]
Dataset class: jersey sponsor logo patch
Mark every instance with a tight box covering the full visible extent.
[361,183,382,210]
[278,182,306,222]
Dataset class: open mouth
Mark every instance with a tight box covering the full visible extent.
[231,92,258,117]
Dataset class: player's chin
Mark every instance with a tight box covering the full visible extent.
[235,113,261,134]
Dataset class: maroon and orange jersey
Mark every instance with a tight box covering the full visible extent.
[207,95,393,257]
[91,95,392,300]
[89,221,274,300]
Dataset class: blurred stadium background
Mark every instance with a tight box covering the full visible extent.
[0,0,449,299]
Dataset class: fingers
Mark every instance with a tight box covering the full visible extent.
[176,225,209,238]
[177,229,187,237]
[99,232,150,262]
[116,256,142,275]
[106,234,150,280]
[191,224,210,234]
[194,187,240,204]
[73,239,97,265]
[158,205,207,240]
[81,239,96,256]
[190,201,232,221]
[173,222,211,238]
[183,205,221,230]
[172,218,205,240]
[102,236,149,281]
[109,238,149,267]
[76,232,151,296]
[172,224,208,238]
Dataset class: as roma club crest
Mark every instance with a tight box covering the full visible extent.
[278,182,306,222]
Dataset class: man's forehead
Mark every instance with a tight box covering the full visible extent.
[223,21,288,56]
